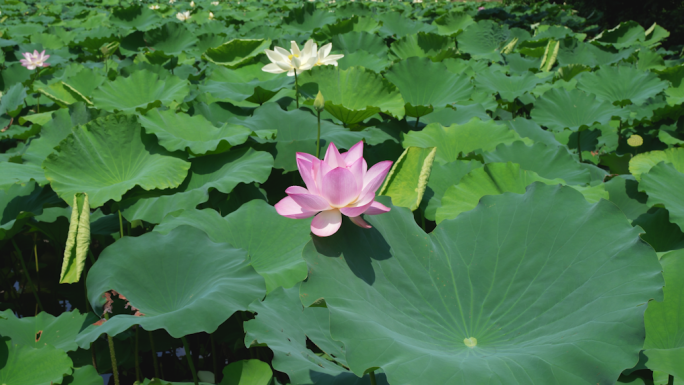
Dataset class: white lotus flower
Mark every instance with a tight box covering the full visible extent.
[209,11,214,19]
[176,11,191,21]
[149,4,160,9]
[169,0,175,3]
[314,43,344,67]
[211,1,219,4]
[262,40,318,77]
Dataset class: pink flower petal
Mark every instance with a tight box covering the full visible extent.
[275,196,318,219]
[285,186,309,194]
[321,167,360,207]
[349,215,372,229]
[324,142,346,168]
[361,160,393,197]
[288,191,330,212]
[296,153,319,194]
[342,141,364,165]
[340,199,373,218]
[364,200,391,215]
[311,209,342,237]
[347,157,366,192]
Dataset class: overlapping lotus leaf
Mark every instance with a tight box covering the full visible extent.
[109,4,163,31]
[389,32,454,61]
[138,108,251,155]
[632,208,684,252]
[76,226,265,345]
[577,66,669,106]
[0,310,88,352]
[594,21,646,48]
[299,66,405,125]
[199,64,293,105]
[556,38,635,67]
[422,160,483,221]
[0,162,48,189]
[0,338,73,385]
[0,181,61,240]
[92,69,190,113]
[474,67,548,102]
[220,360,273,385]
[337,50,392,73]
[377,12,436,38]
[62,365,102,385]
[629,148,684,180]
[644,249,684,380]
[300,187,663,385]
[402,118,530,164]
[143,22,199,55]
[203,39,271,68]
[42,114,191,208]
[482,141,591,184]
[657,65,684,106]
[639,162,684,232]
[384,57,473,118]
[531,88,625,131]
[456,20,511,61]
[312,16,380,40]
[331,31,388,57]
[155,200,310,292]
[282,4,337,33]
[0,83,27,117]
[432,12,474,36]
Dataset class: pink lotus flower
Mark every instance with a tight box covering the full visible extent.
[20,50,50,70]
[478,6,485,10]
[275,141,393,237]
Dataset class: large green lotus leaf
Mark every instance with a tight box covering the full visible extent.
[557,38,636,67]
[577,66,668,106]
[138,109,251,155]
[109,4,162,31]
[644,249,684,380]
[204,39,271,68]
[42,114,191,208]
[390,33,454,61]
[594,21,645,48]
[331,32,388,57]
[474,68,547,102]
[482,141,591,185]
[402,118,530,164]
[337,50,392,73]
[0,310,87,352]
[640,162,684,232]
[118,148,273,223]
[633,208,684,253]
[0,337,73,385]
[505,118,562,147]
[379,147,436,211]
[456,20,511,61]
[219,359,272,385]
[0,181,61,240]
[0,83,27,116]
[155,200,310,292]
[282,4,337,33]
[35,81,87,107]
[76,226,265,345]
[0,162,48,189]
[299,66,404,124]
[377,11,436,38]
[530,88,625,132]
[245,284,384,385]
[62,365,101,385]
[417,105,490,127]
[300,186,663,385]
[658,65,684,106]
[231,103,394,171]
[604,175,650,222]
[199,64,293,105]
[384,57,473,118]
[423,160,483,221]
[144,22,198,55]
[92,69,189,113]
[432,12,474,36]
[629,148,684,180]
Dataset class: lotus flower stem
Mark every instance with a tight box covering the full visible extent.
[118,210,124,239]
[104,313,121,385]
[316,111,321,158]
[90,342,98,371]
[149,331,161,379]
[11,239,44,312]
[414,116,420,128]
[135,326,141,382]
[294,69,299,108]
[577,131,583,162]
[181,336,200,385]
[369,371,377,385]
[210,333,218,382]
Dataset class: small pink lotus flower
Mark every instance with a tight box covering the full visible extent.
[275,141,393,237]
[19,50,50,70]
[478,6,485,10]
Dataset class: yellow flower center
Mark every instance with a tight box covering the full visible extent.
[288,54,299,60]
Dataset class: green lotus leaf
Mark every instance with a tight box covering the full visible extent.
[0,162,48,189]
[0,310,87,352]
[474,67,547,102]
[109,4,163,31]
[402,118,530,164]
[557,38,635,67]
[312,16,380,40]
[422,160,483,221]
[118,148,273,223]
[92,69,189,113]
[629,148,684,180]
[639,162,684,232]
[0,181,61,240]
[42,114,191,208]
[245,284,381,385]
[657,65,684,106]
[332,31,388,57]
[299,66,405,125]
[300,186,663,385]
[0,337,73,385]
[432,12,474,36]
[23,108,81,170]
[35,81,89,106]
[504,120,562,148]
[219,360,272,385]
[531,88,625,132]
[456,20,511,61]
[644,249,684,380]
[482,141,591,185]
[377,11,436,38]
[389,32,454,61]
[61,67,107,100]
[62,366,102,385]
[577,66,669,106]
[155,199,310,292]
[204,39,271,68]
[282,4,337,33]
[76,225,265,345]
[632,208,684,252]
[337,50,392,73]
[604,175,650,222]
[637,49,666,71]
[144,22,198,55]
[199,64,293,105]
[0,83,27,117]
[384,57,473,118]
[138,109,251,155]
[594,21,645,48]
[231,103,394,171]
[417,105,490,127]
[378,147,436,211]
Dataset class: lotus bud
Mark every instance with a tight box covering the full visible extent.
[314,91,325,112]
